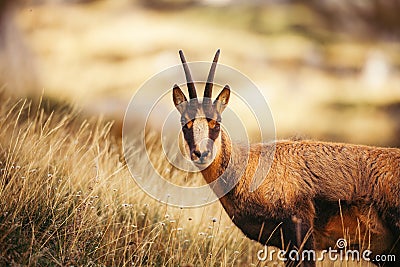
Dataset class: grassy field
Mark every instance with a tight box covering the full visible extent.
[0,92,380,266]
[0,91,266,266]
[1,1,398,266]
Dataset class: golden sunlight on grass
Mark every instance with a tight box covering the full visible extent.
[0,91,374,266]
[0,92,263,266]
[1,1,398,265]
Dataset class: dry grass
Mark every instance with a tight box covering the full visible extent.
[0,92,377,266]
[1,1,397,266]
[0,92,263,266]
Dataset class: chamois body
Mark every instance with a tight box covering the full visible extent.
[202,130,400,266]
[172,50,400,266]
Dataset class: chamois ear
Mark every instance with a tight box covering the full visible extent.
[214,85,230,114]
[173,84,187,114]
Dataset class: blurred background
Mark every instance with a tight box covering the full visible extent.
[1,0,400,146]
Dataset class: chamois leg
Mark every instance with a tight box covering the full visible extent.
[282,216,315,267]
[385,207,400,266]
[383,217,400,266]
[388,231,400,267]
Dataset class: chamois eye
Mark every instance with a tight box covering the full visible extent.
[181,118,193,128]
[182,119,193,129]
[208,120,215,129]
[209,120,219,130]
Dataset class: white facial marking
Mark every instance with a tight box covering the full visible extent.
[193,117,209,153]
[187,108,220,166]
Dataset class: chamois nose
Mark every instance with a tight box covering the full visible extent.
[192,150,201,159]
[191,150,210,162]
[200,151,210,159]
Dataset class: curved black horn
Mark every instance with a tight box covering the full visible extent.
[179,50,197,100]
[204,49,220,99]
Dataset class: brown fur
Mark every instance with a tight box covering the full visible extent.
[202,130,400,267]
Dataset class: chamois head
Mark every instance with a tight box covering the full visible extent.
[173,50,230,166]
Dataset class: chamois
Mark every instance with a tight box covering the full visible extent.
[172,50,400,267]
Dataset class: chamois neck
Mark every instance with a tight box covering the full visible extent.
[201,129,231,184]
